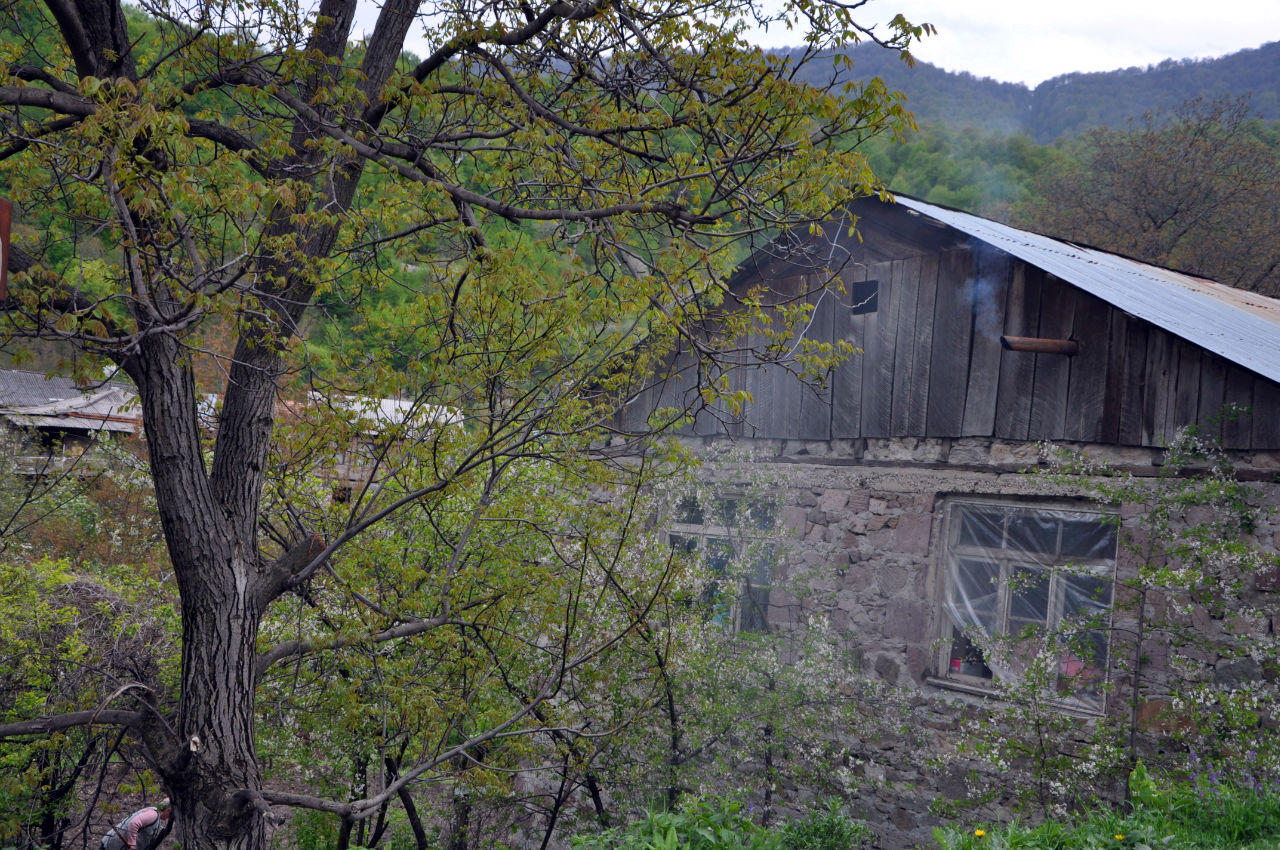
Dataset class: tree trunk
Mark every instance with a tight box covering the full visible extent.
[124,336,271,850]
[170,572,266,850]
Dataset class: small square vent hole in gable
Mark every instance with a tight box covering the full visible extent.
[851,279,878,315]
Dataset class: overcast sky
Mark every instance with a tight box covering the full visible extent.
[752,0,1280,87]
[362,0,1279,89]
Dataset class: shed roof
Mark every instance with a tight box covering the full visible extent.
[893,196,1280,385]
[0,369,140,434]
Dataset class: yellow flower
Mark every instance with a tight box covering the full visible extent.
[974,829,986,838]
[1115,835,1125,841]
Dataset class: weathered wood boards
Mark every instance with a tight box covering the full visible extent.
[640,200,1280,451]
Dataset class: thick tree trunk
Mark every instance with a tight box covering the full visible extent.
[171,569,266,849]
[125,335,272,849]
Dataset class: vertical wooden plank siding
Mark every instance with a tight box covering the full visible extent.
[1142,328,1175,446]
[905,253,940,435]
[994,263,1041,441]
[1062,291,1111,442]
[1250,375,1280,448]
[889,256,923,434]
[704,214,1280,450]
[830,262,868,438]
[1221,365,1255,449]
[1099,308,1129,444]
[859,260,897,438]
[795,282,835,440]
[762,276,815,437]
[961,246,1011,435]
[1117,318,1150,446]
[926,248,976,437]
[1195,353,1227,443]
[739,308,778,437]
[1168,341,1203,441]
[1027,274,1075,440]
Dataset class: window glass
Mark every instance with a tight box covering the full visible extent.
[958,508,1004,548]
[1007,513,1060,555]
[1060,518,1117,560]
[942,501,1116,713]
[713,497,738,527]
[674,495,704,525]
[1007,566,1051,636]
[952,558,1001,634]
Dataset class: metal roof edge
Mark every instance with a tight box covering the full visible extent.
[891,195,1280,386]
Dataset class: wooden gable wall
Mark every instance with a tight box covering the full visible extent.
[621,201,1280,450]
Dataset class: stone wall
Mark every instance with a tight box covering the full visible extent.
[680,434,1280,849]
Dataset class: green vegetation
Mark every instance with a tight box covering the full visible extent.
[933,764,1280,850]
[2,1,1279,848]
[572,797,873,850]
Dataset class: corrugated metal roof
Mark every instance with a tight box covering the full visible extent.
[0,370,140,434]
[894,196,1280,385]
[0,369,90,407]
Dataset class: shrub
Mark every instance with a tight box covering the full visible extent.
[572,797,872,850]
[780,799,874,850]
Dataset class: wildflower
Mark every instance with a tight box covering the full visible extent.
[1115,835,1125,841]
[974,829,986,838]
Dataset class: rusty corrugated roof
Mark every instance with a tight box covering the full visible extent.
[894,196,1280,385]
[0,370,140,434]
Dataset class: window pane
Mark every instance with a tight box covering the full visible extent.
[952,558,1001,634]
[740,583,770,633]
[746,499,778,531]
[1061,573,1111,627]
[673,496,704,525]
[704,538,732,575]
[949,628,993,679]
[1057,627,1108,711]
[958,508,1005,548]
[1007,512,1060,555]
[1008,566,1050,636]
[749,549,772,586]
[713,497,738,527]
[669,534,697,555]
[1060,518,1117,560]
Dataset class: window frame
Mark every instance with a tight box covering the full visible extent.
[665,493,777,634]
[933,496,1118,714]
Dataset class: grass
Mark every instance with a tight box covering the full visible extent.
[933,769,1280,850]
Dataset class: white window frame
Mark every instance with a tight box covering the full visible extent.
[934,497,1118,714]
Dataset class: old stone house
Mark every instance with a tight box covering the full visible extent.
[620,195,1280,845]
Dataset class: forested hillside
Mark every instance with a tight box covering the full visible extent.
[786,39,1280,141]
[858,96,1280,296]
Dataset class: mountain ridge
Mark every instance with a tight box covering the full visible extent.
[780,40,1280,141]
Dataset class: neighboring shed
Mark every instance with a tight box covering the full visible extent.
[0,369,140,472]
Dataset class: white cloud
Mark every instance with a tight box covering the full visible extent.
[871,0,1280,85]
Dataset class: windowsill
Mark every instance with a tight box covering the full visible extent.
[924,675,1105,718]
[925,674,999,699]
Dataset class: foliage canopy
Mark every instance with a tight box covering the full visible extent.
[0,1,923,848]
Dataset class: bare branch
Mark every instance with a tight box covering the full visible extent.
[0,709,141,739]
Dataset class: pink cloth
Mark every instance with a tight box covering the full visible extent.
[124,808,159,847]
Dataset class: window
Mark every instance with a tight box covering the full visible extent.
[667,494,776,634]
[939,500,1117,712]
